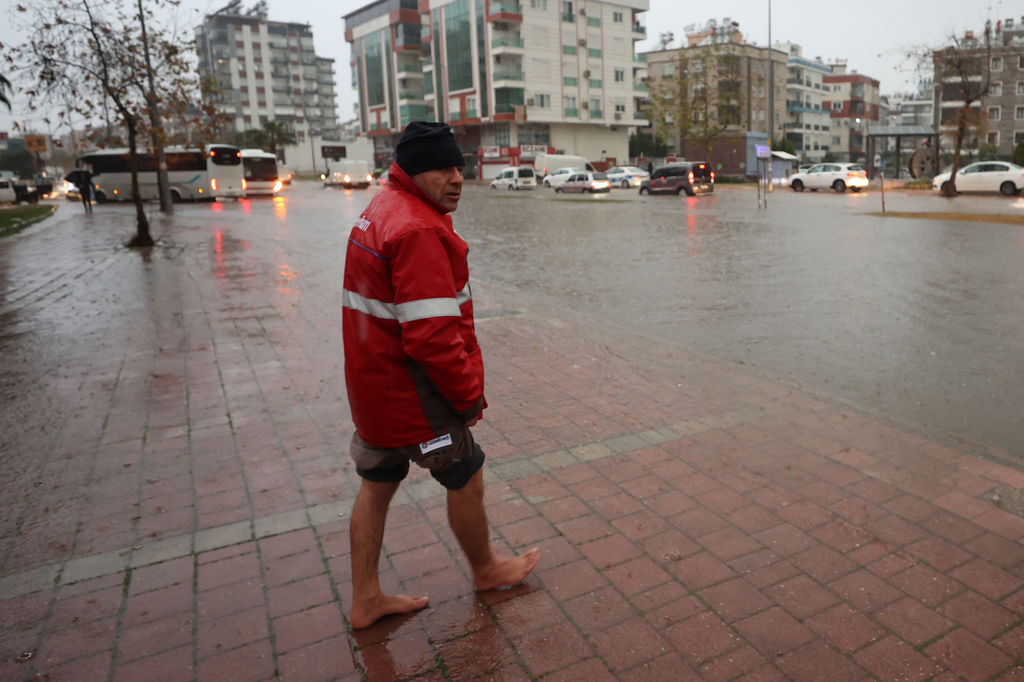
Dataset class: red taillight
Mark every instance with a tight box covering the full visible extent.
[241,178,247,190]
[688,171,694,182]
[211,178,218,191]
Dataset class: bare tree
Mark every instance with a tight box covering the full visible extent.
[932,23,992,197]
[643,54,694,157]
[9,0,211,245]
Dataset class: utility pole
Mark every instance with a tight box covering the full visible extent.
[138,0,172,214]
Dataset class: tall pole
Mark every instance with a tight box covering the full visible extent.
[767,0,773,146]
[138,0,172,214]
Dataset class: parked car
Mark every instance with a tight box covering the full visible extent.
[278,164,294,185]
[541,166,582,188]
[931,161,1024,196]
[0,179,16,204]
[555,170,611,194]
[639,161,715,196]
[490,165,537,191]
[604,165,650,188]
[323,159,374,189]
[788,163,868,193]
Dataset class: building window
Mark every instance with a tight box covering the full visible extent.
[530,0,547,7]
[991,81,1002,96]
[445,0,473,91]
[565,95,576,108]
[989,106,1001,120]
[1016,106,1024,119]
[536,93,550,107]
[589,97,600,111]
[613,11,623,22]
[563,45,577,55]
[1015,131,1024,144]
[1017,81,1024,95]
[992,56,1003,71]
[613,68,624,82]
[615,103,625,112]
[588,48,602,58]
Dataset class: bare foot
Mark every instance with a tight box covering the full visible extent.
[349,593,429,629]
[473,548,540,591]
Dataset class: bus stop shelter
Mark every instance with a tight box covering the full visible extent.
[866,125,937,178]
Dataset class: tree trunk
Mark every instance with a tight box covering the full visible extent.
[942,108,968,198]
[125,119,154,247]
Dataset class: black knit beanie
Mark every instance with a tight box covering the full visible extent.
[395,121,465,176]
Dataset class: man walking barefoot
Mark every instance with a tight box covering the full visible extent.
[342,121,539,629]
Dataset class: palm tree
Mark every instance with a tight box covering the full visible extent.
[0,73,12,111]
[261,119,297,157]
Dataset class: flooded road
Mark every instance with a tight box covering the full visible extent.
[454,184,1024,460]
[1,181,1021,467]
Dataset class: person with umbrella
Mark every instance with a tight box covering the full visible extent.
[66,168,92,213]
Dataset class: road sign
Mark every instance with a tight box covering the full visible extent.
[25,135,47,153]
[321,145,347,160]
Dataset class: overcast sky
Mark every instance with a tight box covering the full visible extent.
[0,0,1013,136]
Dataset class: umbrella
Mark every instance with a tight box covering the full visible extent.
[64,169,90,185]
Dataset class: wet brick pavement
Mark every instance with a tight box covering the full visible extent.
[2,196,1024,681]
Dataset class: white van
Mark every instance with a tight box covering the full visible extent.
[324,159,373,189]
[490,165,537,191]
[532,152,595,181]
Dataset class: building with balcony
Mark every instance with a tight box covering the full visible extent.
[823,62,880,163]
[639,19,787,161]
[934,17,1024,158]
[778,43,832,162]
[344,0,650,177]
[195,1,341,169]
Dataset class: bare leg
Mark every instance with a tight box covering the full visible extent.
[349,479,428,629]
[447,469,540,591]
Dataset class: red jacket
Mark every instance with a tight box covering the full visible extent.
[342,163,485,448]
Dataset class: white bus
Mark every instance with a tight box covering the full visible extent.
[77,144,244,202]
[240,149,282,196]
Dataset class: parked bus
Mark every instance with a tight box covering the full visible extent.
[77,144,244,202]
[240,149,282,196]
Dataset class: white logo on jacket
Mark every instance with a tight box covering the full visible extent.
[354,216,371,231]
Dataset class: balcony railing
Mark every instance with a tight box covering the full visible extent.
[492,37,524,48]
[490,0,522,13]
[493,71,524,81]
[565,107,578,117]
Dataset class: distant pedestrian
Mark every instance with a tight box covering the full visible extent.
[76,171,93,214]
[342,121,539,629]
[646,160,654,175]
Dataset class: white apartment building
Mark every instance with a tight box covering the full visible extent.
[778,43,832,161]
[195,1,341,169]
[344,0,650,177]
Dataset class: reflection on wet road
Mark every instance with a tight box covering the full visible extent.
[1,182,1021,472]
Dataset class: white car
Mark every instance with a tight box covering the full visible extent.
[555,171,611,194]
[0,179,16,204]
[604,166,650,189]
[490,165,537,191]
[788,163,868,193]
[931,161,1024,196]
[541,167,582,188]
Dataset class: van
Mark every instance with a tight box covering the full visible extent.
[324,159,373,189]
[489,165,537,191]
[639,161,715,196]
[532,152,595,181]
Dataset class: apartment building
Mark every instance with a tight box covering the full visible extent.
[823,62,881,163]
[195,1,340,165]
[778,43,832,162]
[343,0,650,177]
[935,17,1024,157]
[640,19,786,159]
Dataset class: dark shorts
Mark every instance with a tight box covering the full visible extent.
[350,426,485,491]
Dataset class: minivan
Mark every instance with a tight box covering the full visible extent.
[639,161,715,196]
[490,166,537,191]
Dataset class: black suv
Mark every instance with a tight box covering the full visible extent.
[639,161,715,196]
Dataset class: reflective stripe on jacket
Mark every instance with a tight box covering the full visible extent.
[342,163,484,448]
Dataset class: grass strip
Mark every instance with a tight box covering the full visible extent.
[0,205,58,238]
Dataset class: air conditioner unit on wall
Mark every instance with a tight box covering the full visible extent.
[582,102,589,109]
[614,112,622,120]
[527,97,535,105]
[582,70,590,78]
[578,39,586,47]
[579,8,586,14]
